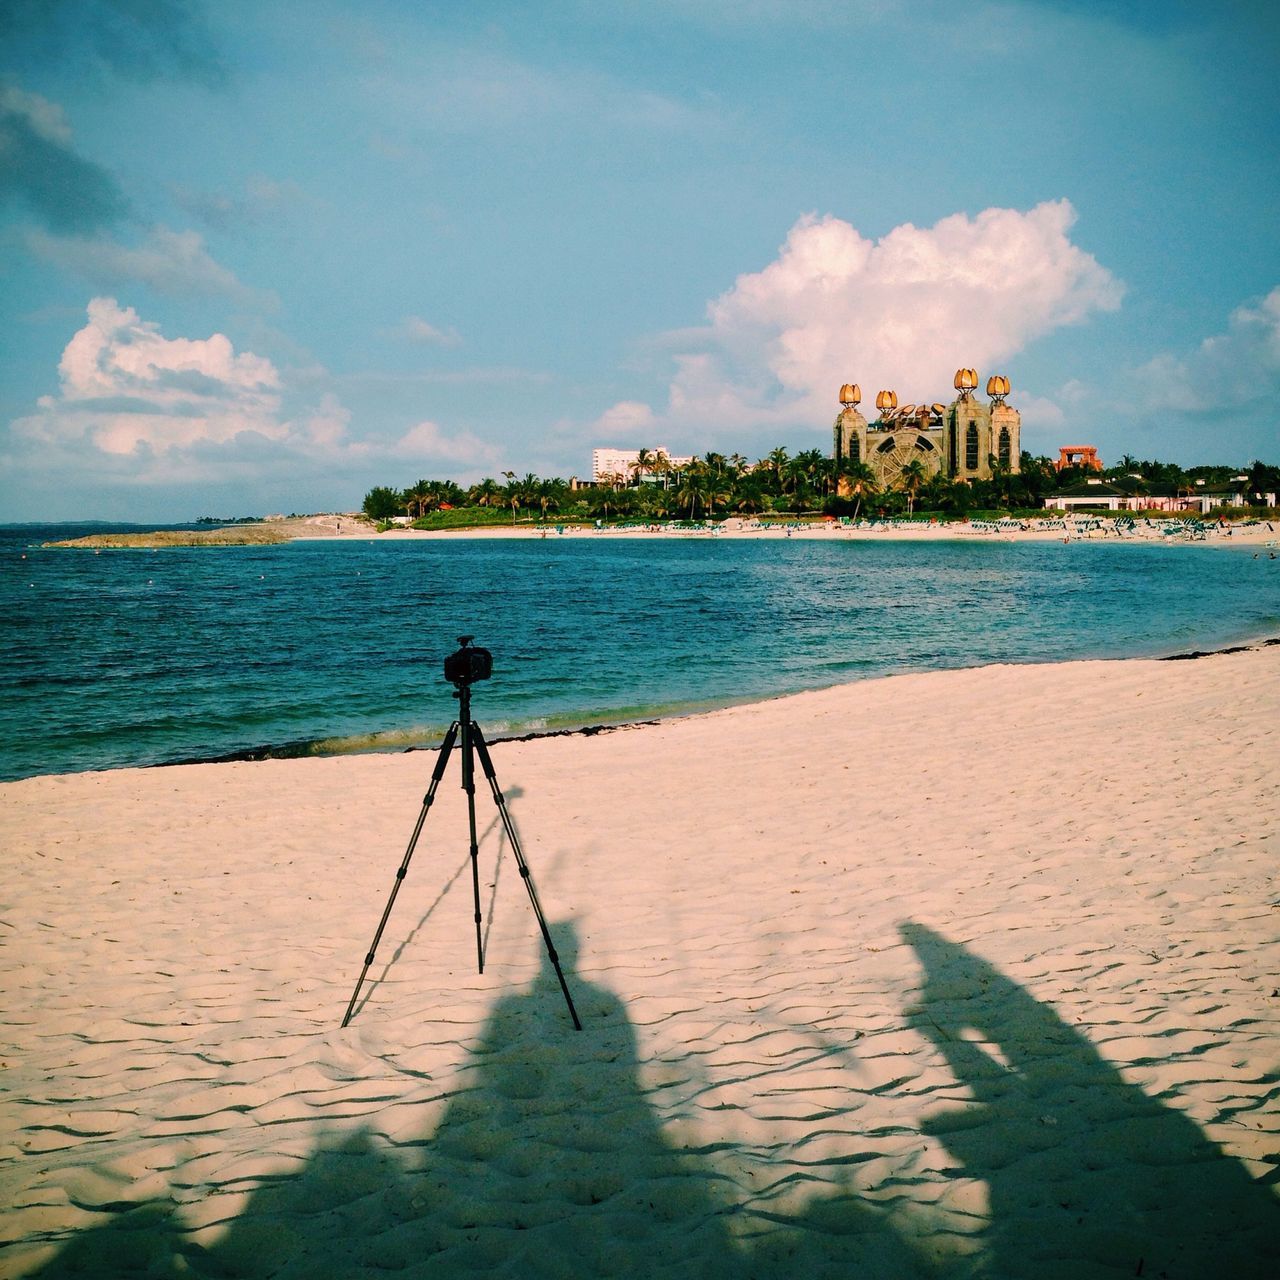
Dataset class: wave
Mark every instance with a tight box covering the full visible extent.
[157,714,665,769]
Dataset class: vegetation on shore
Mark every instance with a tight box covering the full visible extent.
[363,451,1280,528]
[46,528,294,549]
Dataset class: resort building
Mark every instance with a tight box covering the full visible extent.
[1043,477,1261,514]
[1056,446,1103,472]
[832,370,1021,490]
[591,447,695,485]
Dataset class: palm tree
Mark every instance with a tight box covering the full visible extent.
[898,459,927,515]
[630,448,653,488]
[986,454,1015,511]
[536,477,566,522]
[792,449,828,499]
[764,447,790,494]
[843,462,878,520]
[675,463,710,519]
[703,469,732,517]
[920,471,953,513]
[468,477,502,508]
[502,470,519,524]
[731,474,769,514]
[405,479,432,519]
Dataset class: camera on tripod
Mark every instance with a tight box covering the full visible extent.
[343,635,581,1031]
[444,636,492,687]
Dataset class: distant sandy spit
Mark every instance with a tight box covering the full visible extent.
[2,648,1278,1277]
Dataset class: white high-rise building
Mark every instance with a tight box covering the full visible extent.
[591,447,694,484]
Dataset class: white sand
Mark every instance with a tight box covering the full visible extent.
[2,648,1278,1277]
[320,516,1280,546]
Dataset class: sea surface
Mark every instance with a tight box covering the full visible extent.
[2,524,1278,782]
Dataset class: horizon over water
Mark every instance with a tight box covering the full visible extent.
[2,524,1278,782]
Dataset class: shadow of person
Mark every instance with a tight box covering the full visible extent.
[373,919,746,1277]
[901,921,1279,1279]
[25,1129,411,1280]
[27,921,749,1280]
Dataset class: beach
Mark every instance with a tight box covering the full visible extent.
[296,513,1280,547]
[2,645,1277,1277]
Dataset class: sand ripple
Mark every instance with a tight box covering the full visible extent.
[2,649,1277,1277]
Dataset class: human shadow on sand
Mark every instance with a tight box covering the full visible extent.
[26,922,1278,1278]
[901,921,1279,1279]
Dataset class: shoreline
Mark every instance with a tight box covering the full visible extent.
[37,511,1280,548]
[292,511,1280,549]
[9,634,1279,785]
[115,631,1280,772]
[3,641,1277,1276]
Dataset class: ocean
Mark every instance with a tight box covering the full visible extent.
[2,524,1278,782]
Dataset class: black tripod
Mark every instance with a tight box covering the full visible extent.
[341,639,581,1030]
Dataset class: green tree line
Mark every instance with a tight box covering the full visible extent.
[362,453,1280,525]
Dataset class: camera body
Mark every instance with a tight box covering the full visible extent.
[444,636,493,686]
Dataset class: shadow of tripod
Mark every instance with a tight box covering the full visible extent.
[341,638,581,1030]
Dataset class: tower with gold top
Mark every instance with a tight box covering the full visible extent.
[833,368,1020,491]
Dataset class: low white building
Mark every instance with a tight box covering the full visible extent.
[1043,476,1268,514]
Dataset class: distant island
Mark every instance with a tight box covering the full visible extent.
[47,527,293,549]
[44,513,361,548]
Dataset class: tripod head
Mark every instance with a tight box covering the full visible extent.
[444,636,493,689]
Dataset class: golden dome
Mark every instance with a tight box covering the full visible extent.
[954,367,978,391]
[875,389,898,412]
[839,382,861,406]
[986,374,1010,397]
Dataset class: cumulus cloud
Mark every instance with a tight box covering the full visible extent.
[26,225,272,306]
[4,298,508,500]
[12,297,287,459]
[620,200,1122,446]
[391,419,502,467]
[591,399,655,439]
[0,83,127,230]
[1135,285,1280,413]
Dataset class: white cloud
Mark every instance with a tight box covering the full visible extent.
[634,200,1122,445]
[1135,285,1280,412]
[391,419,502,468]
[13,297,288,460]
[0,84,73,143]
[25,225,273,307]
[395,315,462,347]
[3,300,514,508]
[591,399,655,439]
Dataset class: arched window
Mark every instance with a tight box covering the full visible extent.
[965,424,979,470]
[915,435,934,452]
[878,436,897,454]
[998,427,1011,468]
[849,435,860,463]
[948,413,958,473]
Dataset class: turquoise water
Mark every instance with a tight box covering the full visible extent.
[2,525,1278,782]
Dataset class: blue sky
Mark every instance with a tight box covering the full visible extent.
[1,0,1277,520]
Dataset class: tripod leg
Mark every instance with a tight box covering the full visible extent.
[341,722,458,1028]
[471,724,582,1030]
[458,713,485,975]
